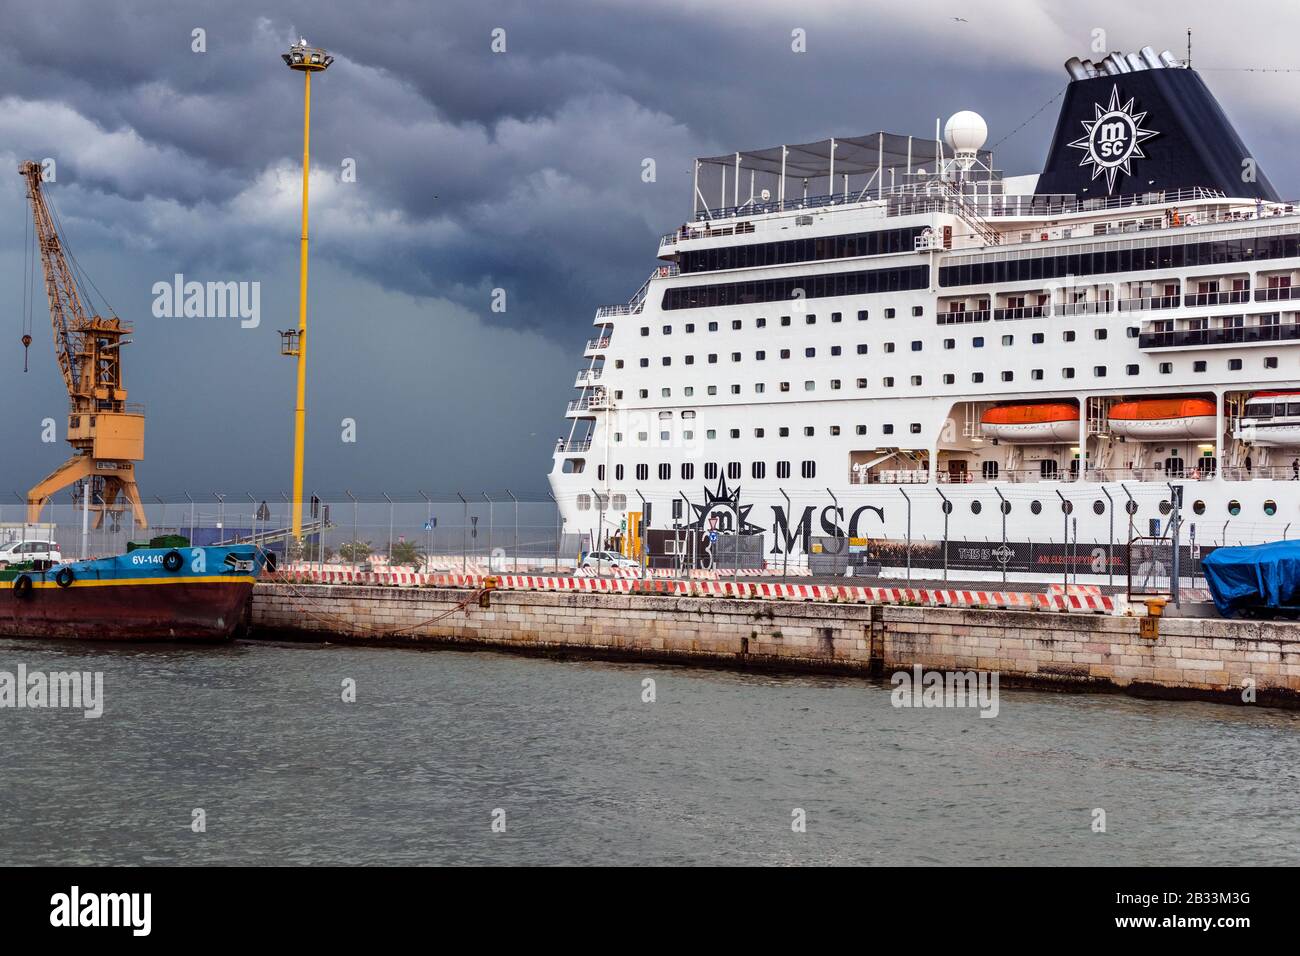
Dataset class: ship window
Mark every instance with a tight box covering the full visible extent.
[705,463,718,479]
[779,381,790,392]
[1062,367,1075,378]
[884,308,896,318]
[856,378,868,388]
[1265,356,1279,368]
[804,427,815,437]
[1062,330,1075,342]
[752,462,766,479]
[801,460,816,479]
[1032,332,1044,344]
[856,425,867,435]
[756,318,766,328]
[685,323,695,333]
[614,433,623,443]
[730,352,740,362]
[615,360,624,368]
[944,339,955,349]
[943,373,955,384]
[732,320,742,330]
[662,325,671,335]
[615,464,624,480]
[708,321,718,331]
[662,357,671,366]
[640,327,649,336]
[1001,335,1013,346]
[909,423,921,434]
[777,461,791,478]
[728,462,741,479]
[707,386,717,395]
[1265,499,1278,516]
[659,464,671,480]
[756,350,766,360]
[1040,460,1058,479]
[780,349,791,359]
[597,465,605,480]
[857,344,869,354]
[639,358,649,367]
[1127,326,1139,338]
[884,342,896,353]
[1094,366,1107,377]
[637,432,648,442]
[1001,371,1014,382]
[1093,500,1105,515]
[882,424,894,434]
[831,345,841,356]
[1094,328,1107,340]
[1193,360,1207,372]
[912,375,923,386]
[730,384,741,395]
[708,353,718,363]
[831,312,842,323]
[912,306,924,316]
[755,427,764,437]
[636,464,649,481]
[779,427,789,437]
[1030,500,1042,515]
[981,461,999,479]
[685,355,695,365]
[1126,364,1139,375]
[971,372,984,383]
[1031,369,1044,380]
[615,390,624,399]
[577,494,591,511]
[1159,362,1173,374]
[563,458,586,474]
[971,500,982,515]
[972,337,984,347]
[706,429,717,439]
[804,381,816,392]
[830,425,840,435]
[805,347,816,357]
[831,379,842,390]
[1228,500,1241,516]
[806,314,817,325]
[612,495,627,511]
[682,463,695,480]
[726,429,737,439]
[911,340,922,351]
[639,389,649,398]
[857,310,868,321]
[684,387,694,396]
[1192,499,1205,515]
[781,316,791,326]
[755,383,765,393]
[883,377,895,387]
[1228,358,1242,370]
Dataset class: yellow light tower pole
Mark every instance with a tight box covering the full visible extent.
[281,38,333,543]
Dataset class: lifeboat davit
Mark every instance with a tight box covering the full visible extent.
[1108,398,1217,441]
[981,403,1079,443]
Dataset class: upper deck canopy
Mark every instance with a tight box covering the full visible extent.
[693,132,996,218]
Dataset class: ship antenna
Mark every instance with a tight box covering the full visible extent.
[1187,28,1192,69]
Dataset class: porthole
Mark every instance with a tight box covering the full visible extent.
[1265,499,1278,516]
[1159,500,1171,515]
[1000,500,1011,515]
[971,500,982,515]
[941,500,953,515]
[1092,500,1105,515]
[1061,500,1073,515]
[1030,500,1042,515]
[1125,500,1138,516]
[1228,500,1241,516]
[1193,500,1206,515]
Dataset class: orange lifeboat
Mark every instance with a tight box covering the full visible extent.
[1108,398,1216,441]
[980,403,1079,443]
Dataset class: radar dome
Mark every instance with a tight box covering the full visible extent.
[944,111,988,153]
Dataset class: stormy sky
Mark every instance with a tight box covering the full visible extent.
[1,0,1297,504]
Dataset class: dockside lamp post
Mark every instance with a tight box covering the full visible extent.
[281,38,334,545]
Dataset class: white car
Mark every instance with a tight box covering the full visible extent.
[0,539,62,568]
[579,550,640,571]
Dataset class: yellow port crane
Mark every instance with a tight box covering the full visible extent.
[19,160,146,529]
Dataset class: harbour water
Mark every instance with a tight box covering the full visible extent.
[2,637,1297,866]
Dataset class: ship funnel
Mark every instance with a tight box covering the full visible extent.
[1140,46,1164,69]
[1108,52,1131,73]
[1065,56,1089,81]
[1125,52,1146,72]
[1159,49,1180,68]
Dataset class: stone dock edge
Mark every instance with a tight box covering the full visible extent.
[248,583,1300,708]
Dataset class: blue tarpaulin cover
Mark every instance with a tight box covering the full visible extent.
[1201,540,1300,616]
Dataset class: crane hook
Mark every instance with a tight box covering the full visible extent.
[21,333,31,372]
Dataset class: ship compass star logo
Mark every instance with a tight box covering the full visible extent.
[686,477,764,535]
[1067,84,1159,192]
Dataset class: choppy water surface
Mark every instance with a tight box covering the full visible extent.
[1,637,1297,865]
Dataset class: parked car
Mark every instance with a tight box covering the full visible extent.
[579,549,640,571]
[0,539,62,568]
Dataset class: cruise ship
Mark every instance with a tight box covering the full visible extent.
[549,46,1300,579]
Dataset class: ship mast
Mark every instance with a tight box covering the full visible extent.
[20,160,147,530]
